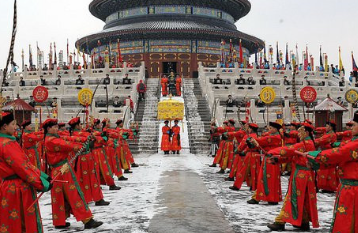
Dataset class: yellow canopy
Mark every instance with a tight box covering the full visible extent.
[157,99,184,120]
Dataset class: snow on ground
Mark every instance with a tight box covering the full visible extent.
[40,152,335,232]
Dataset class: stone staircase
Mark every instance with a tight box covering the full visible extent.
[135,78,160,154]
[183,78,211,154]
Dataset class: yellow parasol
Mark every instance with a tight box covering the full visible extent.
[157,98,184,121]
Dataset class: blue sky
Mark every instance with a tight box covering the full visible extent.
[0,0,357,76]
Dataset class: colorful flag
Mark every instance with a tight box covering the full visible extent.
[239,39,243,64]
[67,39,69,64]
[36,42,41,69]
[264,42,267,63]
[295,44,300,68]
[276,42,280,65]
[304,45,308,70]
[320,45,323,67]
[117,39,123,64]
[54,42,57,65]
[339,47,343,71]
[353,52,358,71]
[310,55,314,70]
[29,44,33,67]
[324,53,329,72]
[49,43,53,70]
[285,43,289,65]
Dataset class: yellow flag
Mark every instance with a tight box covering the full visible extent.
[339,47,343,71]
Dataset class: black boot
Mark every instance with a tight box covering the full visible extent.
[268,202,278,205]
[224,177,235,181]
[55,222,70,229]
[118,176,128,181]
[293,222,310,231]
[209,164,217,167]
[216,169,225,174]
[267,222,285,231]
[229,186,240,191]
[177,151,180,154]
[109,185,121,190]
[247,199,259,204]
[124,169,132,174]
[95,199,110,206]
[84,219,103,229]
[131,163,139,168]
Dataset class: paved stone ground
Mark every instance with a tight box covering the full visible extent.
[149,170,235,233]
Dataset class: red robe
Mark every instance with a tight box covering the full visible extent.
[255,133,283,202]
[269,138,319,228]
[0,134,50,233]
[45,134,92,227]
[336,130,353,142]
[212,127,227,164]
[22,130,43,169]
[315,131,339,192]
[171,125,181,151]
[219,133,234,170]
[176,77,182,96]
[161,125,171,151]
[310,137,358,233]
[72,130,104,203]
[232,133,260,190]
[161,78,168,96]
[114,128,131,170]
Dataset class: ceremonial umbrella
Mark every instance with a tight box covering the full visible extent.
[3,98,35,123]
[157,98,184,121]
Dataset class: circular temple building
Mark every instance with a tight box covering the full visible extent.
[77,0,264,78]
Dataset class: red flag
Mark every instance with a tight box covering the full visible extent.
[353,52,358,72]
[304,45,308,70]
[239,39,243,64]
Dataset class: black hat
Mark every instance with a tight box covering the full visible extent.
[228,119,235,125]
[269,121,282,130]
[164,120,169,124]
[42,119,58,129]
[0,112,14,127]
[116,119,123,125]
[21,120,31,128]
[326,120,336,127]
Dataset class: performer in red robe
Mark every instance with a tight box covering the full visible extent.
[336,121,353,142]
[21,120,43,169]
[247,122,283,205]
[161,75,168,96]
[0,112,51,233]
[314,120,339,192]
[68,117,111,205]
[43,119,103,229]
[210,121,229,167]
[171,120,181,154]
[267,123,318,231]
[161,120,171,154]
[175,75,182,96]
[228,123,259,189]
[306,113,358,233]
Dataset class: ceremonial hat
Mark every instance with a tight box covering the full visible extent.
[240,120,247,125]
[164,120,169,124]
[302,123,314,132]
[326,120,336,127]
[346,121,354,126]
[174,119,179,123]
[269,121,282,130]
[228,119,235,125]
[116,119,123,125]
[248,123,259,130]
[304,119,313,125]
[21,120,31,128]
[0,112,14,127]
[42,118,58,129]
[68,117,81,127]
[58,122,66,127]
[91,119,100,125]
[223,121,229,125]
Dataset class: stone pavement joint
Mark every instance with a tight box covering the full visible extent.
[149,170,236,233]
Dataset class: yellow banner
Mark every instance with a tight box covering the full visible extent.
[157,99,184,120]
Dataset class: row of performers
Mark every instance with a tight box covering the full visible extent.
[0,113,139,232]
[160,74,182,97]
[209,118,356,233]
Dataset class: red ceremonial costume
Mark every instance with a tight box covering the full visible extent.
[161,124,171,152]
[0,133,50,233]
[22,130,43,169]
[315,130,339,192]
[171,124,181,152]
[161,77,168,96]
[45,133,93,226]
[269,137,319,228]
[309,136,358,233]
[175,77,182,96]
[253,132,283,203]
